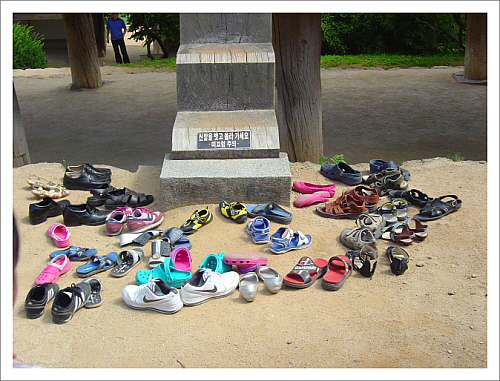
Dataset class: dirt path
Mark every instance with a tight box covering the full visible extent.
[13,64,486,172]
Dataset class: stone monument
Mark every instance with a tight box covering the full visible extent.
[159,13,291,211]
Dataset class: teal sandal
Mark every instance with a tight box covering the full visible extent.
[135,257,192,288]
[199,253,232,273]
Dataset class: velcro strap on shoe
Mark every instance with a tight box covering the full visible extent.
[132,231,155,246]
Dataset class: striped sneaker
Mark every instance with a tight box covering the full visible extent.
[25,282,60,319]
[126,207,164,233]
[105,206,133,236]
[51,282,91,324]
[180,206,213,235]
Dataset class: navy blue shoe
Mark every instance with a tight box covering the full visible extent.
[320,162,362,185]
[369,159,410,181]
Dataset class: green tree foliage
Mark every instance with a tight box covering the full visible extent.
[13,22,48,69]
[321,13,466,55]
[125,13,180,59]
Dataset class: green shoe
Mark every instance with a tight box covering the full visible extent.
[180,206,213,235]
[199,253,231,274]
[135,257,192,288]
[219,201,247,224]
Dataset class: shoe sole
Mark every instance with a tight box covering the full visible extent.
[127,216,164,234]
[181,288,236,307]
[123,301,183,314]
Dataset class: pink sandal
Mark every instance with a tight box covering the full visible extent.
[223,252,268,273]
[293,182,336,196]
[170,246,192,272]
[47,223,70,248]
[293,191,331,208]
[35,254,71,285]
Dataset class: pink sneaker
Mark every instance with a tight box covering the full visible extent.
[105,206,133,236]
[47,223,70,248]
[126,207,164,233]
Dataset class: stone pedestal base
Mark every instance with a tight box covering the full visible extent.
[159,153,291,211]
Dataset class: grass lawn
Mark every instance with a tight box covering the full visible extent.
[115,54,464,71]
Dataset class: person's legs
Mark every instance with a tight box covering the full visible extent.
[111,39,123,64]
[117,38,130,64]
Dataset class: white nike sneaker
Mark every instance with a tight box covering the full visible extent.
[122,276,183,314]
[180,268,239,306]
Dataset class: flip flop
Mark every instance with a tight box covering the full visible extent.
[163,227,192,249]
[135,257,192,288]
[49,246,97,261]
[321,255,353,291]
[34,254,71,285]
[47,223,70,248]
[292,182,336,196]
[119,230,163,246]
[223,252,268,273]
[110,248,144,277]
[293,191,331,208]
[170,246,192,272]
[76,252,118,278]
[283,256,328,289]
[81,277,102,308]
[245,203,293,224]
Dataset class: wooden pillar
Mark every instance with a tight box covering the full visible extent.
[92,13,106,58]
[464,13,487,80]
[62,13,102,89]
[13,84,31,167]
[272,14,323,163]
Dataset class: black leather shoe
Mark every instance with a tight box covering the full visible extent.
[29,197,70,225]
[63,170,111,191]
[66,163,112,178]
[63,203,111,226]
[25,283,60,319]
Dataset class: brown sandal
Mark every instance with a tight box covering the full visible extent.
[341,186,379,212]
[316,194,367,219]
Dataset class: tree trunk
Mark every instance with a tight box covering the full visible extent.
[13,84,31,167]
[464,13,487,80]
[92,13,107,58]
[272,13,323,163]
[62,13,102,89]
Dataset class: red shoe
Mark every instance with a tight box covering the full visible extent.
[126,207,164,233]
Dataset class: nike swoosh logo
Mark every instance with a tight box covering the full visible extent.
[142,296,159,303]
[198,286,218,293]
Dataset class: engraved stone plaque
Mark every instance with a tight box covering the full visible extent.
[197,130,251,149]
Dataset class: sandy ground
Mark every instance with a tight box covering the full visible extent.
[9,157,494,378]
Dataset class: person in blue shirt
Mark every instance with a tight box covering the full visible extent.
[106,14,130,64]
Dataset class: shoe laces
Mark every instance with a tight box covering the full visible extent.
[201,268,220,282]
[145,274,156,293]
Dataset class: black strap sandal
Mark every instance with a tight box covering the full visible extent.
[87,186,118,206]
[386,246,409,275]
[345,245,378,279]
[104,190,154,209]
[388,188,431,208]
[413,195,462,221]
